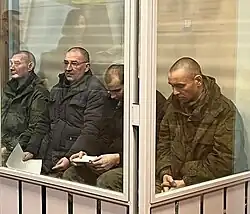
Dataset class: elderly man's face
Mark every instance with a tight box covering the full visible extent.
[9,53,31,79]
[168,68,202,104]
[106,77,124,101]
[64,50,89,83]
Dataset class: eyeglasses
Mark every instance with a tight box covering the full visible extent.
[63,60,88,68]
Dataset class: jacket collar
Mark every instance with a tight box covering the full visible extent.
[168,75,224,121]
[58,70,92,88]
[4,72,38,99]
[54,70,93,102]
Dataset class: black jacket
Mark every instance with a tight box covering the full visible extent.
[42,70,108,173]
[96,90,167,167]
[98,98,123,166]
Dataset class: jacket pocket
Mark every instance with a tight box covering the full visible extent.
[3,105,28,133]
[68,98,87,122]
[69,98,87,108]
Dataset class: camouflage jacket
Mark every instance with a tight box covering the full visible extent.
[1,72,50,156]
[156,75,248,186]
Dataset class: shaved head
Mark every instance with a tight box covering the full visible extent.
[169,57,202,77]
[104,64,124,101]
[168,57,203,104]
[104,64,124,85]
[67,46,90,62]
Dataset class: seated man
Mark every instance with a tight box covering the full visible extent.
[62,64,124,189]
[1,50,49,165]
[156,57,248,193]
[63,64,167,192]
[41,47,108,177]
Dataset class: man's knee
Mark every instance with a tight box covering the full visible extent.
[62,166,97,185]
[97,168,123,192]
[62,166,79,181]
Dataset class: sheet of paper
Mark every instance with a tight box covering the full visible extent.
[6,143,42,175]
[72,155,97,163]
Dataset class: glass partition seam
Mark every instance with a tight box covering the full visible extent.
[123,0,139,212]
[236,0,250,168]
[138,0,156,213]
[149,0,158,204]
[123,0,137,205]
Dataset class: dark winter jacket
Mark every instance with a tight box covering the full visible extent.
[1,72,49,156]
[42,70,108,173]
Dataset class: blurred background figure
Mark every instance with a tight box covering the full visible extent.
[2,10,21,57]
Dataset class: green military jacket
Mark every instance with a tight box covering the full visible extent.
[156,76,248,186]
[1,72,50,156]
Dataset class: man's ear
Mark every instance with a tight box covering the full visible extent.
[28,62,34,72]
[194,75,202,86]
[85,63,90,72]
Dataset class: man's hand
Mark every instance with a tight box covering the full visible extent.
[161,174,177,192]
[161,174,185,192]
[69,151,86,162]
[23,152,34,161]
[88,153,120,173]
[52,157,70,171]
[69,151,87,166]
[174,180,185,188]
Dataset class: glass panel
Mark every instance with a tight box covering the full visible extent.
[155,0,250,194]
[1,0,126,193]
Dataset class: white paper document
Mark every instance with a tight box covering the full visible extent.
[6,143,42,175]
[72,155,97,163]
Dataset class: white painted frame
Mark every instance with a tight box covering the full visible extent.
[138,0,157,212]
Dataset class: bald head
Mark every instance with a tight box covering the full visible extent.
[168,57,203,104]
[170,57,202,77]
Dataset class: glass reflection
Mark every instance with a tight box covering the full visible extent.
[1,0,125,193]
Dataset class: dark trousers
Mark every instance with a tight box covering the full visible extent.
[62,165,123,192]
[62,164,99,186]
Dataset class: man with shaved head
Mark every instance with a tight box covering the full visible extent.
[156,57,248,193]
